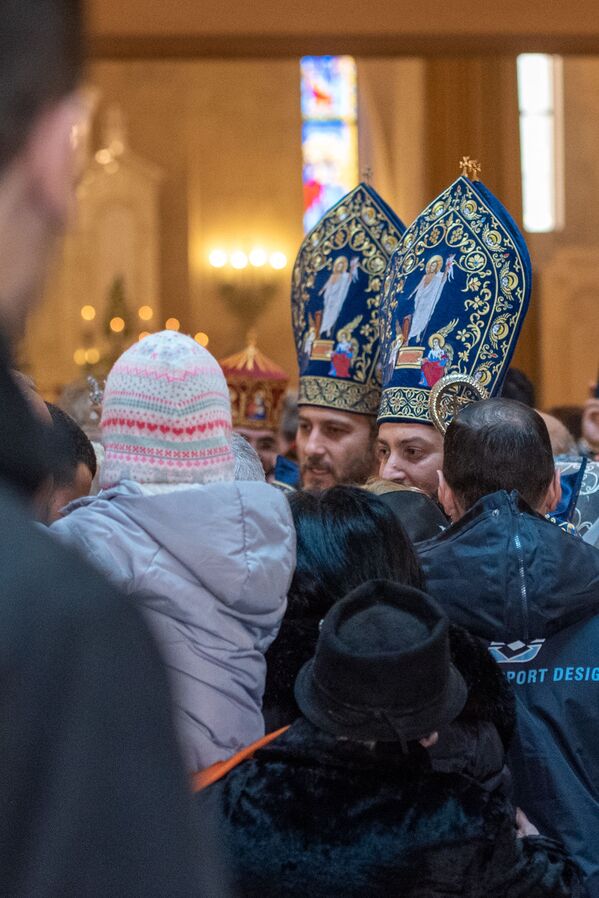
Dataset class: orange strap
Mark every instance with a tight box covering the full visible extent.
[192,726,289,793]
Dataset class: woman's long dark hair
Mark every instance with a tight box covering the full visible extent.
[287,486,425,618]
[264,486,425,728]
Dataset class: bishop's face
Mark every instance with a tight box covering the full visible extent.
[376,422,444,497]
[296,406,377,490]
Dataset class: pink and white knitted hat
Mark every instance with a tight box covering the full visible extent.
[100,330,234,488]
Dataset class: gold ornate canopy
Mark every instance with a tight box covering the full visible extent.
[220,334,288,431]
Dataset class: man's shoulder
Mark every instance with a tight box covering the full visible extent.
[418,491,578,556]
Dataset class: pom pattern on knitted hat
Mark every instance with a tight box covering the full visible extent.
[100,331,234,487]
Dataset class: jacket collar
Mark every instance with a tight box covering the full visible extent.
[419,490,599,640]
[439,490,540,539]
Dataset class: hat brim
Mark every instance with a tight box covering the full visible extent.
[294,658,468,743]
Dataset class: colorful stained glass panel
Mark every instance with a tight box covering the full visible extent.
[301,56,358,233]
[300,56,357,121]
[302,121,358,232]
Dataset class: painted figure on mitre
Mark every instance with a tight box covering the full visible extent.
[406,254,455,343]
[419,336,449,387]
[319,255,360,337]
[329,315,363,378]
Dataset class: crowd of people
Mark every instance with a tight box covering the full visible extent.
[2,2,599,896]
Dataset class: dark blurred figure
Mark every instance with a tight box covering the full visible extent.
[46,403,96,522]
[278,392,298,461]
[420,398,599,896]
[0,2,222,896]
[501,366,536,407]
[197,581,581,897]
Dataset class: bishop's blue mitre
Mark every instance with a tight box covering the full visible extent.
[378,174,532,427]
[292,183,406,416]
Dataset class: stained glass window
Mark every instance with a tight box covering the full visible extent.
[300,56,358,233]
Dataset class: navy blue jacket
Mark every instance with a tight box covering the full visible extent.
[419,490,599,897]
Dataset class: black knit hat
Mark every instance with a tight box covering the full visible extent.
[294,579,467,743]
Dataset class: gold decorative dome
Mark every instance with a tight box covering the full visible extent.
[220,333,288,431]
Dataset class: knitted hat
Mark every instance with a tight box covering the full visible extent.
[100,330,234,488]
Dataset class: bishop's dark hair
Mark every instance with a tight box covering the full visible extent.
[443,397,555,511]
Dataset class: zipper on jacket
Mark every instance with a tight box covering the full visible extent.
[513,521,529,642]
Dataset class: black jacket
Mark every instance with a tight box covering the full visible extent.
[419,490,599,897]
[196,717,580,897]
[0,353,224,897]
[376,488,448,543]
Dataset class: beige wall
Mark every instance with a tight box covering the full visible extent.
[88,0,599,55]
[357,59,427,226]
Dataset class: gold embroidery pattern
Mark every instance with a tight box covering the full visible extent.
[299,376,381,416]
[379,176,528,424]
[378,388,430,422]
[293,184,404,412]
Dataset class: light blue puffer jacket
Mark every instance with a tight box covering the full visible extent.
[51,480,295,771]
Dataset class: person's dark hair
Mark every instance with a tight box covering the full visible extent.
[547,405,583,442]
[500,367,536,407]
[47,402,96,485]
[288,486,425,616]
[0,0,83,172]
[263,486,425,729]
[443,398,554,511]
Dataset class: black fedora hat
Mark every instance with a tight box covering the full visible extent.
[294,580,467,742]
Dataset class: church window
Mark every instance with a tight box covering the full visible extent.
[517,54,564,233]
[300,56,359,232]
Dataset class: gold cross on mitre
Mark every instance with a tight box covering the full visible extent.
[459,156,482,180]
[361,165,373,186]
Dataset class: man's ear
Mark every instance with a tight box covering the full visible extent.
[541,468,562,515]
[23,91,83,226]
[438,470,461,522]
